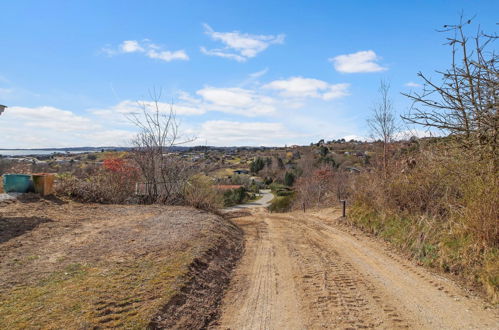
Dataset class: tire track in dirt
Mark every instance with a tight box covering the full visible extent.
[214,209,498,329]
[280,217,411,329]
[213,210,304,329]
[299,213,498,329]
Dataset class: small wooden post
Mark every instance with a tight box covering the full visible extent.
[302,202,306,213]
[340,200,346,217]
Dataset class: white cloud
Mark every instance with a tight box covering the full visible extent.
[103,40,188,62]
[329,50,387,73]
[0,105,134,148]
[200,47,246,62]
[343,134,367,142]
[197,87,253,107]
[196,87,276,116]
[394,129,438,140]
[174,75,349,117]
[249,68,269,78]
[90,100,205,125]
[198,120,294,146]
[263,77,350,100]
[0,72,354,148]
[405,82,422,88]
[121,40,144,53]
[146,49,189,62]
[5,106,98,132]
[201,24,285,61]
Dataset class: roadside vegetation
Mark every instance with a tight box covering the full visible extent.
[350,19,498,302]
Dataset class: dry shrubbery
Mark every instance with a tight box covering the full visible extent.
[349,18,498,302]
[56,158,139,204]
[349,142,498,301]
[184,174,223,212]
[56,159,223,212]
[293,166,350,210]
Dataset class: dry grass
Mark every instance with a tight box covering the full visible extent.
[1,256,189,329]
[0,200,239,328]
[349,143,499,303]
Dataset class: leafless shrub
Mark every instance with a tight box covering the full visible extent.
[368,80,399,177]
[0,159,13,176]
[402,17,498,169]
[56,168,137,204]
[184,174,223,212]
[127,89,195,204]
[293,166,337,210]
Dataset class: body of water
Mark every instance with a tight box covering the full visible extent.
[0,149,94,156]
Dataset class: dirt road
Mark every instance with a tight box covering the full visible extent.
[214,208,498,329]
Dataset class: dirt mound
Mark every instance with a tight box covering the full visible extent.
[0,199,243,328]
[150,231,243,329]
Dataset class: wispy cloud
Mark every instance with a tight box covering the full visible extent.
[329,50,387,73]
[0,105,135,148]
[201,24,285,62]
[90,99,205,123]
[263,77,350,100]
[249,68,269,78]
[172,75,350,118]
[0,72,352,148]
[196,87,276,117]
[102,40,189,62]
[0,87,13,97]
[405,81,422,88]
[198,120,295,146]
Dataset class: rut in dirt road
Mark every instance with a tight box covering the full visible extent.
[213,209,498,330]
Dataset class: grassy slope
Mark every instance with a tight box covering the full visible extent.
[348,143,498,303]
[0,200,242,328]
[2,256,189,328]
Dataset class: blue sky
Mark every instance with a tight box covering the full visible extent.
[0,1,497,148]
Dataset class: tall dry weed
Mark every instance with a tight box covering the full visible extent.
[349,142,498,302]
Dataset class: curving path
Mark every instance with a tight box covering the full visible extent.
[223,189,274,212]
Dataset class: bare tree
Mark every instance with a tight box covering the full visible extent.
[402,17,498,168]
[368,80,398,176]
[128,89,195,203]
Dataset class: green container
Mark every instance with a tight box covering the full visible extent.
[2,174,32,193]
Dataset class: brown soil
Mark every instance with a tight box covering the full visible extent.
[213,208,498,329]
[0,197,243,329]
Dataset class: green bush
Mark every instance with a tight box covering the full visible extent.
[284,172,295,186]
[276,189,293,197]
[269,182,286,192]
[223,187,249,207]
[268,195,294,213]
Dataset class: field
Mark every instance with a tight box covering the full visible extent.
[0,196,243,328]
